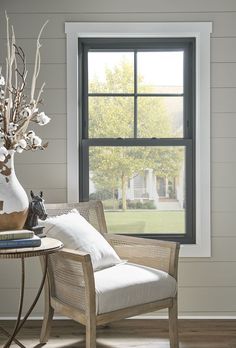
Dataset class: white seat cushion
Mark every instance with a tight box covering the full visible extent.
[94,262,177,314]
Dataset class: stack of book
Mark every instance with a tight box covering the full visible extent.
[0,230,42,249]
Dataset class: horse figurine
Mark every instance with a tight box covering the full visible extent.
[24,190,47,235]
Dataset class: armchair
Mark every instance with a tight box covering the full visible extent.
[40,200,180,348]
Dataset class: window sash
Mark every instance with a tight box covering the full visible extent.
[79,139,195,244]
[80,37,195,141]
[79,37,195,244]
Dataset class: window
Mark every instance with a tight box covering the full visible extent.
[79,38,195,244]
[65,22,212,256]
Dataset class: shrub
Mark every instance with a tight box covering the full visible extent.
[89,189,113,201]
[142,201,156,209]
[117,199,156,210]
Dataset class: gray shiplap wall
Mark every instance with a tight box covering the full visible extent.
[0,0,236,318]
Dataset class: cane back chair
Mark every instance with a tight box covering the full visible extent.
[40,200,180,348]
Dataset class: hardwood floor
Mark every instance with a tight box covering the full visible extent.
[0,319,235,348]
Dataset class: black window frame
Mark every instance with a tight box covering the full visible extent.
[78,37,196,244]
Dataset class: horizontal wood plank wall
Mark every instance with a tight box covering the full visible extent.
[0,0,236,317]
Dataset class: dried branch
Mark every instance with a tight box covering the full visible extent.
[12,45,27,122]
[5,11,10,75]
[4,57,8,98]
[36,82,45,106]
[14,45,27,93]
[30,20,48,103]
[5,11,11,129]
[14,117,30,142]
[36,51,41,81]
[12,27,17,89]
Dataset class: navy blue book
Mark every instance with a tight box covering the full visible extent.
[0,235,41,249]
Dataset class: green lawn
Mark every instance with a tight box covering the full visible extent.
[105,210,185,234]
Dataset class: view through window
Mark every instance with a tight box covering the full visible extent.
[79,38,195,243]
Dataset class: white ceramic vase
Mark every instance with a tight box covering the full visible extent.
[0,152,28,230]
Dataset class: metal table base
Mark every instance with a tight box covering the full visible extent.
[1,255,48,348]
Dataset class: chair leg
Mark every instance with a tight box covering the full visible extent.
[86,318,96,348]
[40,274,54,343]
[40,304,54,343]
[168,297,179,348]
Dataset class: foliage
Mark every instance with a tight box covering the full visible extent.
[89,189,113,201]
[89,59,183,209]
[119,199,156,210]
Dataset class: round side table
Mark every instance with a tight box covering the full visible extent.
[0,237,63,348]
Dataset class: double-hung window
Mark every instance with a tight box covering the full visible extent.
[79,38,195,244]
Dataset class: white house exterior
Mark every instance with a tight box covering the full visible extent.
[119,166,185,210]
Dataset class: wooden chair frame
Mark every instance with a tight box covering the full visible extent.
[40,200,180,348]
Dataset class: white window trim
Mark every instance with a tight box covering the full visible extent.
[65,22,212,258]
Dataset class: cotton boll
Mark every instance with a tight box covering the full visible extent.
[0,146,8,161]
[20,107,32,118]
[14,138,27,153]
[32,135,42,147]
[18,139,27,149]
[0,90,4,99]
[0,130,5,147]
[8,122,18,132]
[26,130,35,139]
[26,131,42,147]
[26,131,38,148]
[37,111,51,125]
[0,75,5,86]
[15,145,24,153]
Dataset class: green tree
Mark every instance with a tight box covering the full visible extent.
[90,147,147,210]
[89,59,182,210]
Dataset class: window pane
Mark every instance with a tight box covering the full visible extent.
[88,52,134,93]
[89,146,186,234]
[89,97,134,138]
[138,51,183,94]
[138,97,183,138]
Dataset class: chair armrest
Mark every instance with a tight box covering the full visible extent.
[47,247,96,315]
[58,247,92,263]
[106,234,180,279]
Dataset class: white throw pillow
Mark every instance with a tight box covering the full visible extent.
[42,209,122,271]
